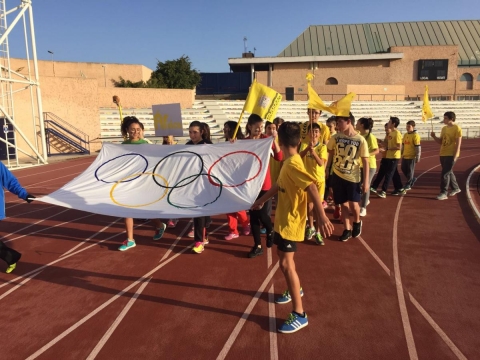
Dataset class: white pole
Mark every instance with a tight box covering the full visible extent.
[27,3,47,163]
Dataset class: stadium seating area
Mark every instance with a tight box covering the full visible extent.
[99,100,480,144]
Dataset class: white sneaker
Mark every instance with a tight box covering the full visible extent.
[448,189,461,197]
[359,207,367,217]
[436,193,448,200]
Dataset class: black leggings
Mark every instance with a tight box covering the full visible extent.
[249,190,273,246]
[0,241,21,266]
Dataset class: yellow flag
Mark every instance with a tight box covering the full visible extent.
[327,93,356,117]
[306,73,355,116]
[307,81,330,112]
[243,79,282,120]
[422,85,434,122]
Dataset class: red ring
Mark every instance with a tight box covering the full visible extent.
[207,151,262,187]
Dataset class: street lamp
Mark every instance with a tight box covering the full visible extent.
[102,65,106,87]
[47,50,55,77]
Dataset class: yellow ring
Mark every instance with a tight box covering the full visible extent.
[110,172,169,208]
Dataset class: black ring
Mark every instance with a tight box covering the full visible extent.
[167,173,223,209]
[95,153,148,184]
[152,150,204,189]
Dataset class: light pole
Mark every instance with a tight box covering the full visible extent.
[47,50,55,77]
[102,65,106,87]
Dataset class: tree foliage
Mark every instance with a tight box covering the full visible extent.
[112,55,201,89]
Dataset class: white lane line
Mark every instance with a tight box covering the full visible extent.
[216,261,280,360]
[0,227,129,290]
[3,208,71,240]
[357,236,391,276]
[392,198,418,360]
[15,160,94,180]
[268,284,278,360]
[24,171,83,189]
[60,218,121,257]
[465,164,480,222]
[5,212,96,243]
[7,205,58,218]
[85,278,152,360]
[25,241,196,360]
[408,294,468,360]
[358,238,468,360]
[0,270,43,301]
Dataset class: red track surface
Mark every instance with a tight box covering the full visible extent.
[1,140,479,360]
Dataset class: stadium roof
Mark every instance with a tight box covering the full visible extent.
[278,20,480,66]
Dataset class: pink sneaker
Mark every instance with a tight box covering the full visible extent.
[187,227,194,238]
[167,219,177,228]
[242,224,251,236]
[224,233,239,241]
[322,201,328,209]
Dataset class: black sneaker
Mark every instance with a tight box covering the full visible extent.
[248,246,263,258]
[392,189,406,196]
[352,221,362,238]
[339,230,352,242]
[266,231,274,248]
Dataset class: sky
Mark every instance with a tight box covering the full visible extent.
[6,0,480,73]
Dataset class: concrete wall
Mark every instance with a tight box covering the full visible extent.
[6,59,194,161]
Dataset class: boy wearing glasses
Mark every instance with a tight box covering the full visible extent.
[300,108,331,145]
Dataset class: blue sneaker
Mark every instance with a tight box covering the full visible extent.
[153,222,167,241]
[275,288,304,304]
[260,228,267,234]
[278,312,308,333]
[118,239,136,251]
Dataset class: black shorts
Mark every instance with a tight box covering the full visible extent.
[273,232,297,253]
[331,173,361,205]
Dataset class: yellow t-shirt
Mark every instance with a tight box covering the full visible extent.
[274,154,316,241]
[301,121,331,144]
[440,124,462,156]
[269,157,281,185]
[361,133,378,169]
[299,141,328,181]
[327,132,369,183]
[386,129,402,159]
[402,132,421,159]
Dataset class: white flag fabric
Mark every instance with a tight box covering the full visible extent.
[38,139,273,219]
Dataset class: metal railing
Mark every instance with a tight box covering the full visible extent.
[43,112,90,155]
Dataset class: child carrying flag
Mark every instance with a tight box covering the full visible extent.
[0,162,35,273]
[401,121,421,190]
[299,123,328,245]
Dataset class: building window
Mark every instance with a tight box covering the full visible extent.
[325,77,338,85]
[460,73,473,90]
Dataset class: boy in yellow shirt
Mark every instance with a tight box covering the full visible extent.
[252,122,333,333]
[370,116,405,197]
[431,111,462,200]
[401,120,421,190]
[300,108,331,145]
[299,123,328,245]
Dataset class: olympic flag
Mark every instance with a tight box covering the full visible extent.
[38,139,273,219]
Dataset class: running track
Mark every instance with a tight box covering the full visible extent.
[1,140,479,360]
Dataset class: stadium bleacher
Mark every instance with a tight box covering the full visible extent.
[99,100,480,144]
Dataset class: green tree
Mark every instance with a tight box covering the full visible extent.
[150,55,201,89]
[112,55,201,89]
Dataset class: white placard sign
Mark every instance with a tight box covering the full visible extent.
[152,103,183,136]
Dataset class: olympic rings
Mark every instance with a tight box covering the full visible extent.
[110,172,169,208]
[207,151,262,188]
[95,147,264,209]
[167,173,223,209]
[95,153,148,184]
[152,150,204,189]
